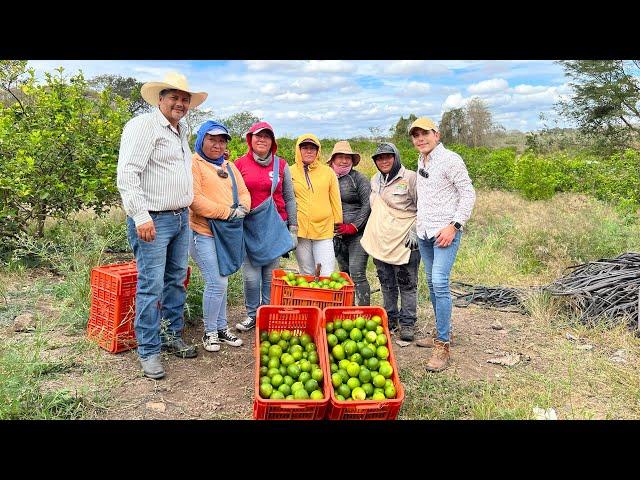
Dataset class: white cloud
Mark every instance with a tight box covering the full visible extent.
[259,83,281,95]
[442,93,468,111]
[396,81,432,97]
[245,60,301,72]
[384,61,451,76]
[513,84,547,94]
[274,92,310,102]
[468,78,509,95]
[304,61,356,73]
[290,76,351,93]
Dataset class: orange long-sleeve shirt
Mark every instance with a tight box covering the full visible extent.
[189,153,251,237]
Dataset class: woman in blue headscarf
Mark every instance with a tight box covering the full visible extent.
[189,120,251,353]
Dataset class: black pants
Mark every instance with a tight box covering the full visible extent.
[373,250,420,328]
[334,233,371,306]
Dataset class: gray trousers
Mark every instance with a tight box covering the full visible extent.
[373,249,420,328]
[334,233,370,306]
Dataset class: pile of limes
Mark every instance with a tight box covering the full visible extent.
[279,271,351,290]
[326,315,397,401]
[258,329,325,401]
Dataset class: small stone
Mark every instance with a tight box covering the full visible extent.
[146,402,166,413]
[484,349,494,354]
[490,321,503,330]
[610,356,627,364]
[395,339,410,347]
[13,313,36,332]
[533,407,557,420]
[565,333,579,342]
[577,344,594,351]
[487,353,521,367]
[613,349,626,358]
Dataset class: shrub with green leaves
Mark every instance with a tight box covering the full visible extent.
[0,62,130,259]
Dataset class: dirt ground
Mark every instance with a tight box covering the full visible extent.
[92,303,532,420]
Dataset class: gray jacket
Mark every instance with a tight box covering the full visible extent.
[338,169,371,231]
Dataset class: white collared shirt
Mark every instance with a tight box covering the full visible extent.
[415,143,476,239]
[117,108,194,226]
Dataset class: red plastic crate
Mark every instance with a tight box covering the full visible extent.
[87,261,191,353]
[253,306,330,420]
[270,269,355,310]
[322,306,405,420]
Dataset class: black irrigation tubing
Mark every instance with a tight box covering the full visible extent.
[450,252,640,329]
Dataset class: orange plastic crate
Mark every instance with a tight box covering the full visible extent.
[87,261,191,353]
[322,306,405,420]
[253,306,330,420]
[270,269,355,310]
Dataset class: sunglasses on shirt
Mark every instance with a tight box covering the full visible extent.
[418,168,429,178]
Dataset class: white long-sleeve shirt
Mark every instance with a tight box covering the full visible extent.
[415,143,476,239]
[116,108,194,226]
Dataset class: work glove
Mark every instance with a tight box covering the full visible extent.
[289,225,298,249]
[334,223,358,236]
[404,225,418,250]
[227,205,248,221]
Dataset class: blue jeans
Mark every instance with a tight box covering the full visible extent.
[417,230,462,343]
[242,256,280,319]
[190,232,228,333]
[126,209,190,359]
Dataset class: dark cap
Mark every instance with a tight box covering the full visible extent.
[372,143,395,160]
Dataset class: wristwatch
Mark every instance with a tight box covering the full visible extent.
[450,221,462,230]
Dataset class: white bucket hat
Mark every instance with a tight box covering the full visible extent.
[141,71,208,108]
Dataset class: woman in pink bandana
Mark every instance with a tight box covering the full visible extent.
[328,140,372,305]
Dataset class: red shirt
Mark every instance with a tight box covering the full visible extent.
[235,153,288,222]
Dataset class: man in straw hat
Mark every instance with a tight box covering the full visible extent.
[408,117,476,372]
[328,140,372,305]
[117,72,208,379]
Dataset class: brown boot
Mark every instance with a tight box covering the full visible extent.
[416,332,454,348]
[425,340,450,372]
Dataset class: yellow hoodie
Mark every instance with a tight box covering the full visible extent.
[290,133,343,240]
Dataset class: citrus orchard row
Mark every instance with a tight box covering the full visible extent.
[258,329,325,400]
[278,271,352,290]
[326,315,397,401]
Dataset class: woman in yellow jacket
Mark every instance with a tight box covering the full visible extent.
[290,133,343,276]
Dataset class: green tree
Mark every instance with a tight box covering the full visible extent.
[439,108,468,145]
[0,63,130,255]
[390,114,417,143]
[89,74,149,116]
[556,60,640,151]
[217,111,261,138]
[439,98,500,147]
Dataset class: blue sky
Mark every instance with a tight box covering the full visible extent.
[27,60,573,138]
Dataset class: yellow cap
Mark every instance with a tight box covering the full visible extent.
[408,117,439,135]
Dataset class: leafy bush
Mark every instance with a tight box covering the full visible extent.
[0,64,130,259]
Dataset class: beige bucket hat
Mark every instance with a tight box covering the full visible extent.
[327,140,361,166]
[141,71,208,108]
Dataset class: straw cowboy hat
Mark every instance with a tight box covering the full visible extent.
[141,72,208,108]
[327,140,361,166]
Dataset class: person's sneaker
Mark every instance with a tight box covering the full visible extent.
[399,325,415,342]
[140,354,165,379]
[235,316,256,332]
[161,336,198,358]
[218,327,243,347]
[202,332,221,352]
[425,340,451,372]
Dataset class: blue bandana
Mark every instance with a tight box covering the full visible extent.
[195,120,230,166]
